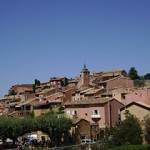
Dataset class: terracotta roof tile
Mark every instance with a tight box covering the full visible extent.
[15,98,37,107]
[33,100,49,107]
[85,89,101,95]
[64,97,112,106]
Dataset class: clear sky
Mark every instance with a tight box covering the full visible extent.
[0,0,150,98]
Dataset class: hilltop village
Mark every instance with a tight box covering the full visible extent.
[0,65,150,144]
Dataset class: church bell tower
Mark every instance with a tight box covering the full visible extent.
[80,64,90,87]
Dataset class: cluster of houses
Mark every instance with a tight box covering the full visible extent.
[0,64,150,144]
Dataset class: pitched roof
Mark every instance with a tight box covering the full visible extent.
[101,70,124,77]
[93,70,125,76]
[64,97,112,106]
[80,88,94,94]
[72,118,90,125]
[32,100,49,107]
[84,89,101,95]
[120,101,150,111]
[15,98,37,107]
[47,92,63,101]
[99,76,130,84]
[38,87,56,94]
[1,95,20,100]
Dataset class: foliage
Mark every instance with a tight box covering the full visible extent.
[134,79,145,87]
[0,117,25,143]
[63,77,69,86]
[35,79,41,86]
[144,73,150,80]
[0,117,37,141]
[128,67,140,80]
[58,105,65,114]
[0,117,11,142]
[112,110,143,146]
[8,89,16,96]
[108,145,148,150]
[37,112,72,146]
[32,79,41,93]
[122,70,128,77]
[0,111,72,147]
[32,84,36,93]
[7,117,24,143]
[143,115,150,144]
[20,117,38,135]
[29,110,35,118]
[103,125,115,141]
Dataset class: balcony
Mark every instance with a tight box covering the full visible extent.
[91,114,101,119]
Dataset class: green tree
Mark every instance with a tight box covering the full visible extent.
[134,79,145,87]
[32,79,41,93]
[143,115,150,144]
[8,89,16,96]
[0,117,24,143]
[128,67,140,80]
[32,84,36,93]
[0,117,38,143]
[112,110,143,146]
[0,117,10,142]
[122,70,128,77]
[144,73,150,80]
[58,105,65,114]
[35,79,41,86]
[7,118,24,144]
[0,112,72,146]
[37,112,72,146]
[63,77,69,87]
[21,118,38,134]
[29,110,35,118]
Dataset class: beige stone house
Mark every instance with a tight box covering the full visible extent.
[92,70,127,81]
[9,84,33,95]
[120,101,150,143]
[120,101,150,121]
[71,119,91,144]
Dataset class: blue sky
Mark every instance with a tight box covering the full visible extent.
[0,0,150,98]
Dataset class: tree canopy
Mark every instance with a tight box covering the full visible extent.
[128,67,140,80]
[144,73,150,80]
[112,110,143,146]
[143,115,150,144]
[32,79,41,93]
[0,112,72,146]
[37,112,72,146]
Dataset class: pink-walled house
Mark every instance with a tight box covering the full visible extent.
[98,76,134,90]
[64,98,124,128]
[124,87,150,105]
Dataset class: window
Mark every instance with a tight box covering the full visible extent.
[67,110,70,115]
[74,110,77,115]
[72,110,77,115]
[93,110,99,115]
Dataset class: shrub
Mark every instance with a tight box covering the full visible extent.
[110,145,148,150]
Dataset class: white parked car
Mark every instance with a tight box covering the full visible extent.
[81,139,96,145]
